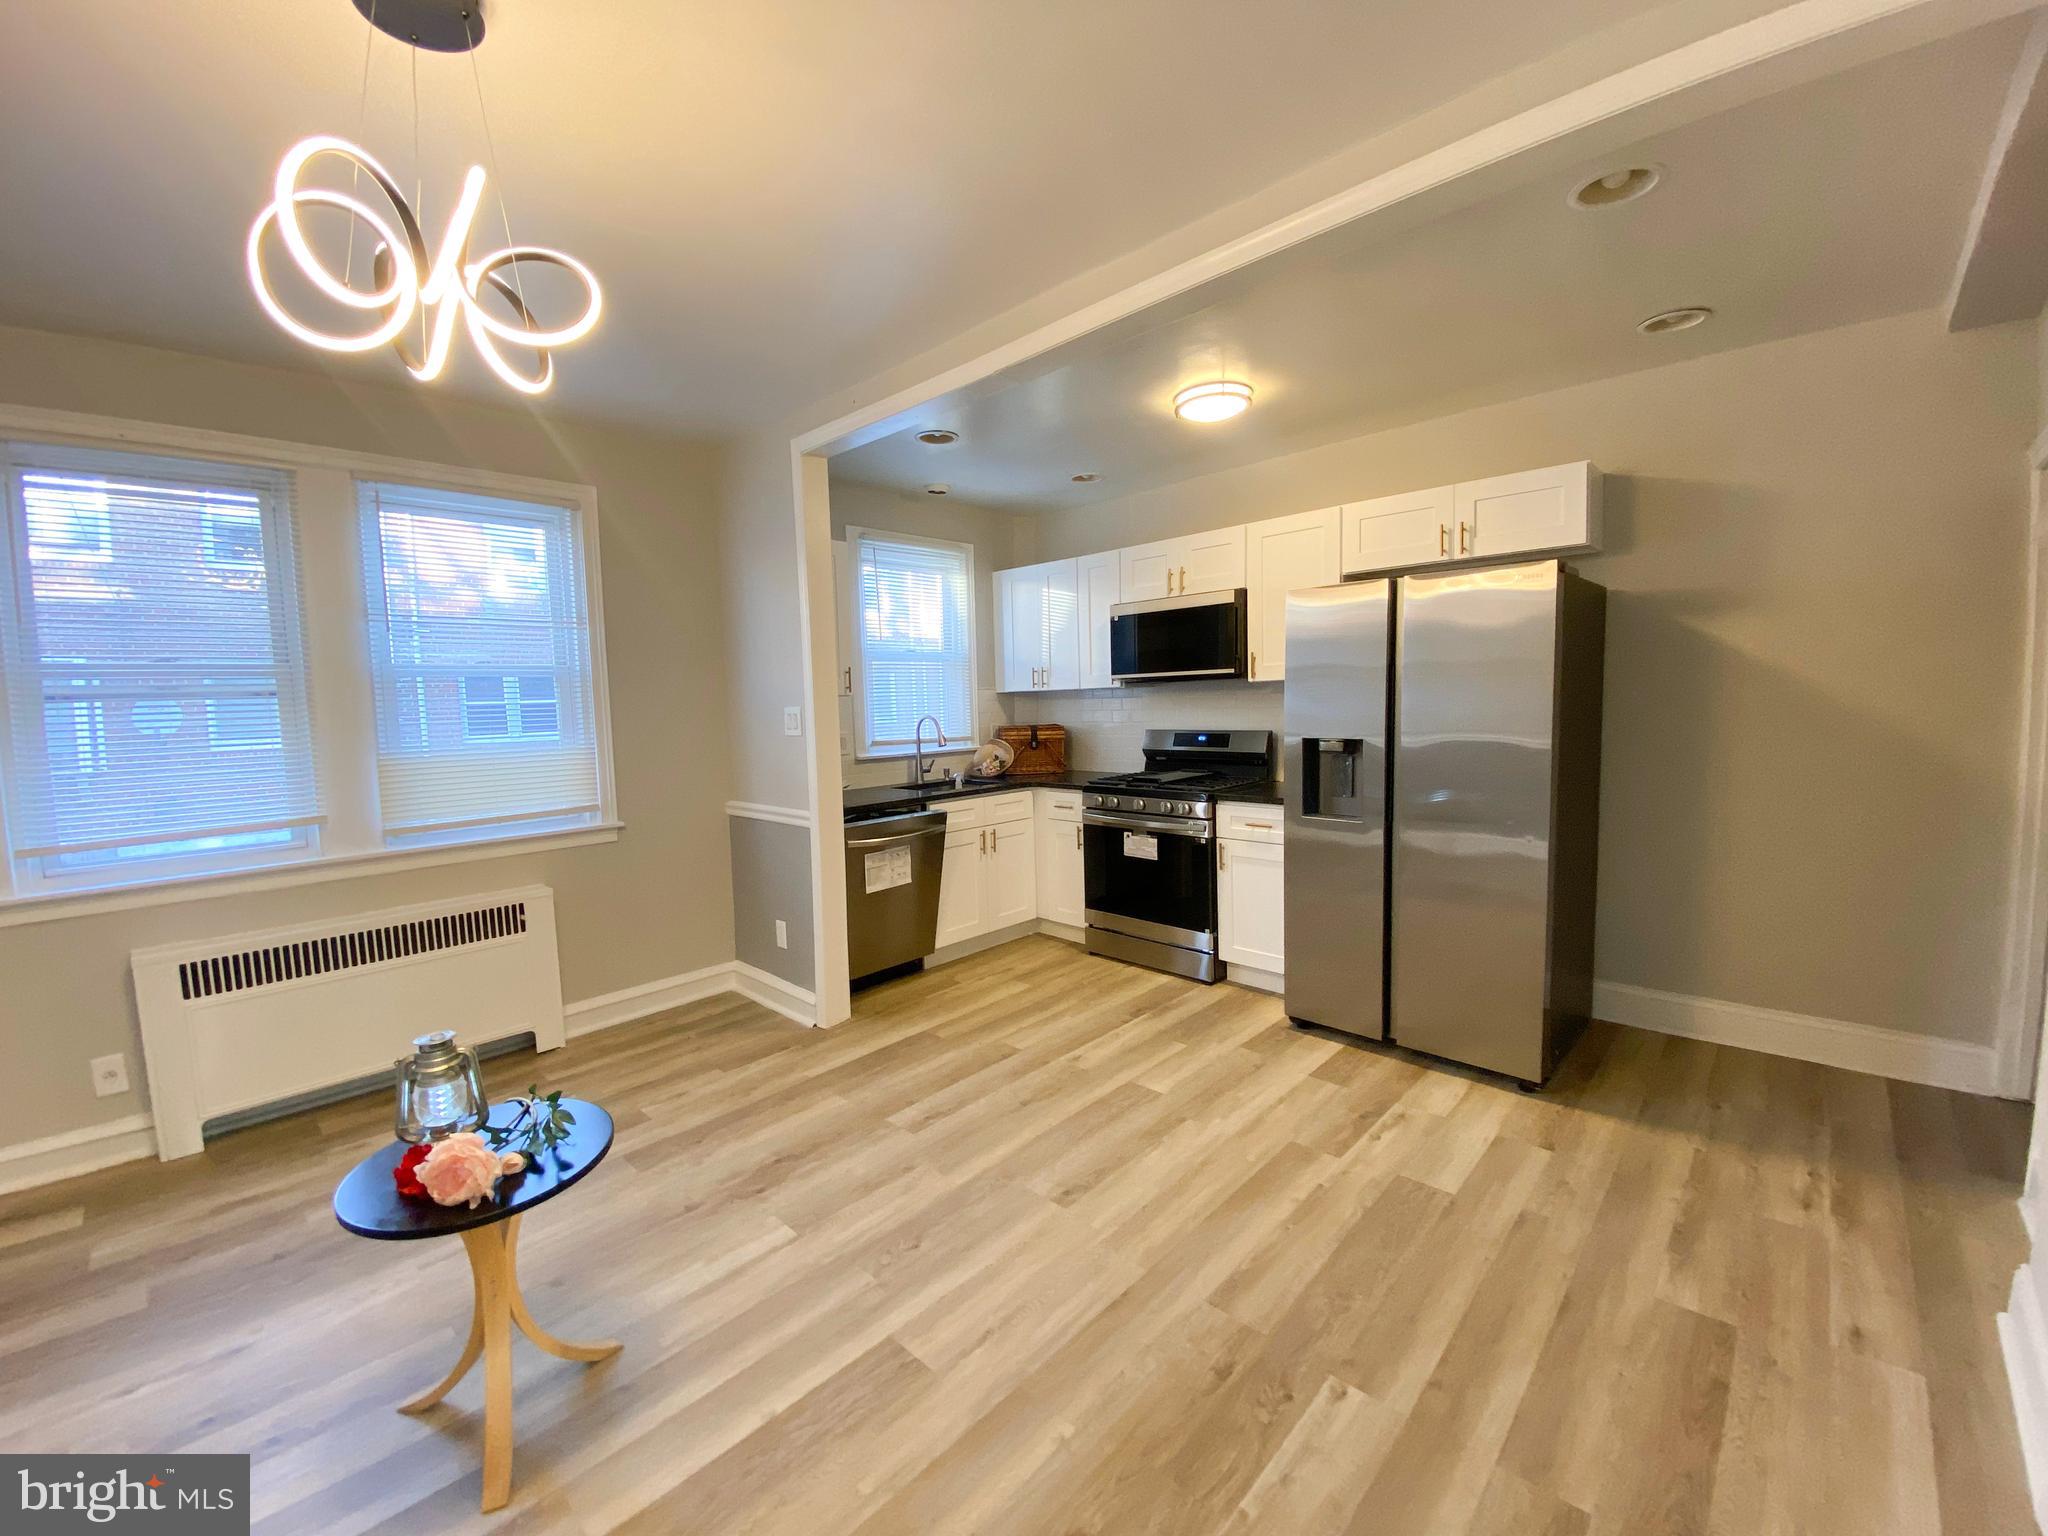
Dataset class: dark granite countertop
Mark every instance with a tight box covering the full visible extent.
[842,772,1282,821]
[841,771,1103,822]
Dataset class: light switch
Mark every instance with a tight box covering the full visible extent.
[783,706,803,737]
[775,919,789,950]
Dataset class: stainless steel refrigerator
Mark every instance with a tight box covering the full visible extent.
[1282,559,1604,1085]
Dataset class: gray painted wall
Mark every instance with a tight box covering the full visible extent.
[728,815,817,990]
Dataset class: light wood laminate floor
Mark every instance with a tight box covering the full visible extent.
[0,936,2034,1534]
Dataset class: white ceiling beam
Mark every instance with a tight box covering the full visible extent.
[1947,10,2048,330]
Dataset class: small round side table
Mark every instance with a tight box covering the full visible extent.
[333,1098,620,1513]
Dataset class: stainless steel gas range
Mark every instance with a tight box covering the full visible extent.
[1082,728,1275,984]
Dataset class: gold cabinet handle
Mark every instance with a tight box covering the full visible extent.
[1075,824,1082,850]
[1250,651,1257,679]
[1458,520,1470,555]
[1179,565,1188,593]
[842,666,852,693]
[979,829,987,854]
[1243,820,1274,830]
[1439,524,1449,557]
[1218,841,1228,870]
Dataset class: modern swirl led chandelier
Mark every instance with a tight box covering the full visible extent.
[247,0,601,396]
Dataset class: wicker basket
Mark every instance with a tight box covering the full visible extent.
[996,724,1069,778]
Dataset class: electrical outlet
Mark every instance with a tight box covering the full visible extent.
[775,919,789,949]
[782,706,803,737]
[90,1053,130,1098]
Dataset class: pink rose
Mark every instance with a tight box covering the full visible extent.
[419,1133,505,1209]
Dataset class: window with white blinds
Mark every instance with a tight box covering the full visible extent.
[849,527,976,757]
[359,481,603,843]
[0,442,320,885]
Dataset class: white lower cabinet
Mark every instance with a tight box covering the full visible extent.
[934,801,1038,950]
[934,826,986,949]
[1035,790,1086,928]
[1217,834,1285,977]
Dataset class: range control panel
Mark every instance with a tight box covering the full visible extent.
[1082,793,1215,820]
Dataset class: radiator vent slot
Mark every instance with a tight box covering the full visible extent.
[176,901,528,1002]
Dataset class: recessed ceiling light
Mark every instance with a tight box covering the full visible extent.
[915,428,960,446]
[1568,164,1662,210]
[1173,380,1254,423]
[1636,306,1713,336]
[1071,472,1103,484]
[924,482,951,495]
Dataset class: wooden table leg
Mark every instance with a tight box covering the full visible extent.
[396,1214,622,1514]
[467,1225,515,1514]
[503,1215,624,1363]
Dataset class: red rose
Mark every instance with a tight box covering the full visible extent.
[393,1143,432,1201]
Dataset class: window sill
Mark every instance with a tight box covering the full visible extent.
[856,746,977,765]
[0,822,624,930]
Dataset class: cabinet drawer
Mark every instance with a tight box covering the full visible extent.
[1037,788,1084,823]
[939,791,1032,828]
[1218,803,1283,843]
[937,796,986,829]
[974,791,1034,826]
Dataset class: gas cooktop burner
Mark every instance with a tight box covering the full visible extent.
[1085,768,1246,792]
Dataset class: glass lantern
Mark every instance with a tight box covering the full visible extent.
[394,1030,487,1143]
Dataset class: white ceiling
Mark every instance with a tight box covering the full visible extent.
[0,0,1791,433]
[830,19,2031,510]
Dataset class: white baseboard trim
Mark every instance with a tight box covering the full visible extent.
[724,800,814,829]
[1228,964,1285,996]
[927,920,1042,970]
[564,963,741,1038]
[0,1112,157,1198]
[732,961,819,1026]
[1036,920,1086,944]
[2000,1263,2048,1536]
[1592,979,2002,1096]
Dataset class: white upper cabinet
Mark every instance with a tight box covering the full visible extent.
[1119,538,1179,602]
[1042,558,1081,691]
[1181,525,1247,594]
[1245,507,1340,683]
[994,459,1597,691]
[997,564,1044,692]
[1120,526,1245,600]
[1342,463,1601,576]
[1340,485,1454,576]
[1460,461,1601,562]
[996,558,1082,692]
[1077,551,1119,690]
[832,539,856,697]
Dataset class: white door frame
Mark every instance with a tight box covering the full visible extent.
[780,0,2043,1036]
[1997,423,2048,1099]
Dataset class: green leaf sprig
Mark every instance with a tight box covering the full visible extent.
[482,1086,576,1161]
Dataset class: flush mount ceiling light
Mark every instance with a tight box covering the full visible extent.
[1568,164,1662,210]
[1636,306,1713,336]
[1173,380,1254,423]
[247,0,602,396]
[924,483,952,496]
[1070,472,1103,484]
[915,428,960,446]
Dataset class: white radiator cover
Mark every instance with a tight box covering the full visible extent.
[131,883,566,1160]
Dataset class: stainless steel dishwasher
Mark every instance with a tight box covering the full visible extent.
[843,809,947,983]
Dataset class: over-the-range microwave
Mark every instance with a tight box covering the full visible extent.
[1109,588,1249,682]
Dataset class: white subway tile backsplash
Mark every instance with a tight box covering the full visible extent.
[1014,681,1283,772]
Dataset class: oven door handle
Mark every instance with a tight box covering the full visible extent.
[1084,810,1214,841]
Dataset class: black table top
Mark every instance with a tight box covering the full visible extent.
[333,1098,613,1241]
